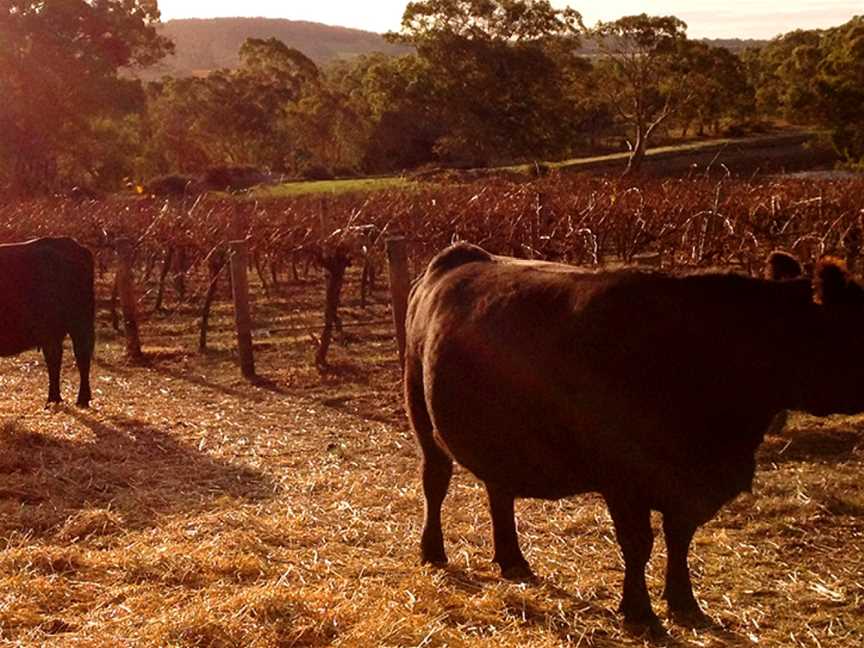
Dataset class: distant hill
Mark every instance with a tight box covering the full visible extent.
[578,36,767,56]
[146,17,410,78]
[142,18,767,79]
[700,38,768,53]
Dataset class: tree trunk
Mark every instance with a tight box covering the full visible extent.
[199,256,225,353]
[269,260,280,289]
[109,273,121,331]
[253,251,270,296]
[154,247,174,312]
[173,246,187,300]
[315,251,350,369]
[624,129,647,176]
[291,252,300,282]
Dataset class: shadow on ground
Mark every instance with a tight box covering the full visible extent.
[0,409,274,538]
[759,424,863,465]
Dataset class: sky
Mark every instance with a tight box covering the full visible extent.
[157,1,862,40]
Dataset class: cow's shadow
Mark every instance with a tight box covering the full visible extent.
[759,422,862,465]
[428,564,750,647]
[0,409,274,539]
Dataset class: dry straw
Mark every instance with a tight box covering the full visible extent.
[0,178,863,646]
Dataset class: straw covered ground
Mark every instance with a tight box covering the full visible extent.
[0,272,863,647]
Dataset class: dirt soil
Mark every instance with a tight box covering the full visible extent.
[0,272,862,647]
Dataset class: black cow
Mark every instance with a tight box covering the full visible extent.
[405,243,864,630]
[0,238,95,406]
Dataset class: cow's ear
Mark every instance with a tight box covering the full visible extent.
[765,250,802,280]
[813,257,850,305]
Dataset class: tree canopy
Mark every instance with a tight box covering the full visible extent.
[2,2,862,193]
[385,0,584,165]
[749,15,864,164]
[0,0,172,192]
[391,0,582,45]
[815,16,864,163]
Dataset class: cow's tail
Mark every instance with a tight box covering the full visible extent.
[405,357,431,440]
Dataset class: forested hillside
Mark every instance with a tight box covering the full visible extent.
[149,18,410,77]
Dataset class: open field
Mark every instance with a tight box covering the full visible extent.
[1,258,863,646]
[242,131,835,198]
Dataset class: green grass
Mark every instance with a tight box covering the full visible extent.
[251,176,416,198]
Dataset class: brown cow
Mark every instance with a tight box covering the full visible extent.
[405,243,864,630]
[0,238,95,406]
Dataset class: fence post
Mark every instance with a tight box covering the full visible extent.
[231,203,250,241]
[386,236,410,370]
[116,238,143,361]
[230,239,256,378]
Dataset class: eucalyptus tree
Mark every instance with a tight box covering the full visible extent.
[0,0,172,192]
[386,0,584,165]
[588,14,691,174]
[814,16,864,164]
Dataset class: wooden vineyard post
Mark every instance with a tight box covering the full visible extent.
[116,238,143,361]
[386,236,410,370]
[230,240,256,378]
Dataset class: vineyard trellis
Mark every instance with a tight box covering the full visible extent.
[1,174,863,372]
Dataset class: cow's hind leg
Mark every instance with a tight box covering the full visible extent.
[606,495,660,630]
[406,363,452,565]
[419,438,453,565]
[662,514,708,625]
[486,485,533,580]
[42,338,63,405]
[70,325,94,407]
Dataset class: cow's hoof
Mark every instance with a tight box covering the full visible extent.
[666,592,710,627]
[621,601,664,638]
[76,399,91,409]
[45,400,62,410]
[623,613,666,639]
[669,605,712,628]
[420,551,448,568]
[500,562,536,583]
